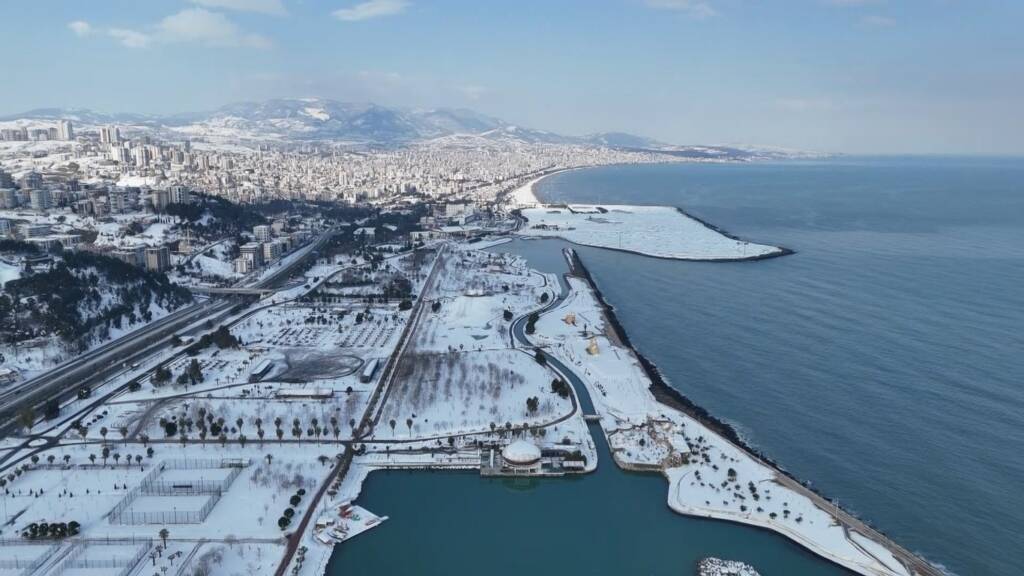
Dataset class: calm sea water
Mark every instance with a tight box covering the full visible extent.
[530,158,1024,576]
[329,158,1023,576]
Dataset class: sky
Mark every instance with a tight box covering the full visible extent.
[2,0,1023,155]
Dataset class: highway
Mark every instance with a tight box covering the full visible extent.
[0,229,335,436]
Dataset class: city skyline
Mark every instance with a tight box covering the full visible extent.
[3,0,1023,155]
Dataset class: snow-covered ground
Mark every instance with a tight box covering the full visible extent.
[0,238,905,576]
[532,269,913,576]
[509,175,544,207]
[0,260,20,286]
[518,204,785,260]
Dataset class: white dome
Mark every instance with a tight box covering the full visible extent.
[502,440,542,465]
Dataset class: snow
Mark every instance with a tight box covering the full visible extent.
[509,175,543,207]
[0,261,20,286]
[0,239,912,576]
[518,204,785,260]
[115,175,160,188]
[531,265,912,576]
[301,107,331,122]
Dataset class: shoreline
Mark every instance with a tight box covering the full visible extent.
[564,249,944,576]
[512,166,794,263]
[519,234,794,263]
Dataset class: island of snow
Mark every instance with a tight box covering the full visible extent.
[517,204,787,261]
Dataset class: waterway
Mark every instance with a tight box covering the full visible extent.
[529,158,1024,576]
[327,237,856,576]
[329,157,1023,576]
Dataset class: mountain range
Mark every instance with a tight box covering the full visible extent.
[0,98,816,159]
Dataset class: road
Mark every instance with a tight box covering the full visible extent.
[273,244,446,576]
[0,230,335,436]
[545,248,944,576]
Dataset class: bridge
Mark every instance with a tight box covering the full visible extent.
[191,286,276,296]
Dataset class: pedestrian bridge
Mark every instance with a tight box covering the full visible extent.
[191,286,276,296]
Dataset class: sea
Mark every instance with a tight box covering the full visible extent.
[328,157,1024,576]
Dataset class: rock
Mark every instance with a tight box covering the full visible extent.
[696,557,761,576]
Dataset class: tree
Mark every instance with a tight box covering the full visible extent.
[406,418,413,435]
[211,325,238,349]
[503,309,513,321]
[534,349,546,365]
[18,407,35,432]
[551,378,569,398]
[152,365,172,386]
[526,396,539,414]
[159,528,169,548]
[525,312,539,335]
[119,426,129,444]
[188,359,204,383]
[100,427,108,441]
[389,419,396,433]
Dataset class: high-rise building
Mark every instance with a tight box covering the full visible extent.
[0,188,17,209]
[168,185,191,205]
[0,219,11,238]
[29,189,52,211]
[150,189,169,211]
[253,225,272,243]
[100,125,120,144]
[20,171,43,190]
[0,169,13,188]
[262,240,283,262]
[57,119,74,141]
[240,242,264,268]
[144,246,170,272]
[113,246,145,267]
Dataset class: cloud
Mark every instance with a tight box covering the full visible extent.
[68,20,92,37]
[158,8,271,47]
[332,0,409,22]
[860,15,896,28]
[107,8,271,49]
[189,0,287,16]
[457,84,488,101]
[645,0,716,19]
[108,28,151,48]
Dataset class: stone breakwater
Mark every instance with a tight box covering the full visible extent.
[697,557,761,576]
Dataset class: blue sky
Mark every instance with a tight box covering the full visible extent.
[3,0,1022,154]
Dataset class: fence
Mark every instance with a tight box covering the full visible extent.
[47,539,152,576]
[68,540,151,576]
[0,540,60,575]
[107,458,249,525]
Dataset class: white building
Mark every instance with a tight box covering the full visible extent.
[57,119,74,141]
[253,225,272,243]
[501,440,543,474]
[29,189,52,211]
[100,125,120,144]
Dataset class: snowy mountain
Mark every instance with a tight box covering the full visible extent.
[0,98,824,158]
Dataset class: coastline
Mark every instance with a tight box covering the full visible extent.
[520,234,794,263]
[512,166,794,263]
[564,249,944,576]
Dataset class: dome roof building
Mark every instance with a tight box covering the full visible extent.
[502,440,542,471]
